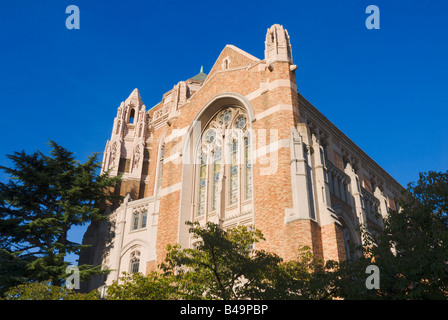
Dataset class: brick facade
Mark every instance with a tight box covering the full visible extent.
[79,24,403,292]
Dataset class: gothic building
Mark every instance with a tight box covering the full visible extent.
[79,24,403,292]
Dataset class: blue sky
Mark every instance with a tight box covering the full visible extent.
[0,0,447,264]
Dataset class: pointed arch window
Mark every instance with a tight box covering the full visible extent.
[229,139,238,205]
[157,144,165,191]
[128,108,136,124]
[211,147,222,211]
[194,107,252,219]
[197,154,207,217]
[244,134,252,200]
[129,250,140,274]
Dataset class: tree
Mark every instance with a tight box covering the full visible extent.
[161,221,284,300]
[106,221,335,300]
[375,171,448,299]
[106,271,187,300]
[333,171,448,299]
[2,281,100,300]
[269,246,337,299]
[87,171,448,300]
[0,141,122,295]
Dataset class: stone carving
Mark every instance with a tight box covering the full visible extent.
[133,145,141,170]
[265,24,293,66]
[110,142,118,166]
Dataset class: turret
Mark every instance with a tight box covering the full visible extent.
[264,24,293,66]
[101,89,150,187]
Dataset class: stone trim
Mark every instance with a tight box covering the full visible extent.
[255,103,299,121]
[246,79,298,101]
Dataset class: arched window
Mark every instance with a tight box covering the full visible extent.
[129,250,140,274]
[157,144,165,191]
[129,109,135,124]
[194,106,252,219]
[223,58,230,70]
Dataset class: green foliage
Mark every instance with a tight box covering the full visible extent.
[0,141,122,294]
[107,221,335,300]
[106,272,186,300]
[269,247,336,299]
[371,171,448,299]
[333,170,448,299]
[2,145,446,302]
[107,171,448,300]
[161,222,283,300]
[2,281,100,300]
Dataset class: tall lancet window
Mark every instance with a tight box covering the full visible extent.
[129,250,140,274]
[129,109,135,124]
[194,107,252,219]
[197,154,207,216]
[244,134,252,200]
[211,147,222,211]
[229,139,238,205]
[157,144,165,191]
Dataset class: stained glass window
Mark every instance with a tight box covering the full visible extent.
[236,116,247,129]
[245,136,252,199]
[220,110,231,125]
[195,107,252,218]
[229,140,238,205]
[197,154,207,216]
[212,148,221,211]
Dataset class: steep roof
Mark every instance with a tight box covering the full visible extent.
[188,66,207,82]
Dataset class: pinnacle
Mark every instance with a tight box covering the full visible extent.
[127,88,142,103]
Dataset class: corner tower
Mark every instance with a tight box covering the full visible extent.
[101,88,152,200]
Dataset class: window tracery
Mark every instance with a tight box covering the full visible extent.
[129,250,140,274]
[194,106,252,220]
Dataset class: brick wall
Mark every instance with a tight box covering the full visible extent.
[119,46,348,270]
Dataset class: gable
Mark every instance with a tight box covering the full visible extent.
[207,45,260,80]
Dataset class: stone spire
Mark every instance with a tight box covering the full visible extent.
[101,88,149,180]
[264,24,293,66]
[126,88,143,105]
